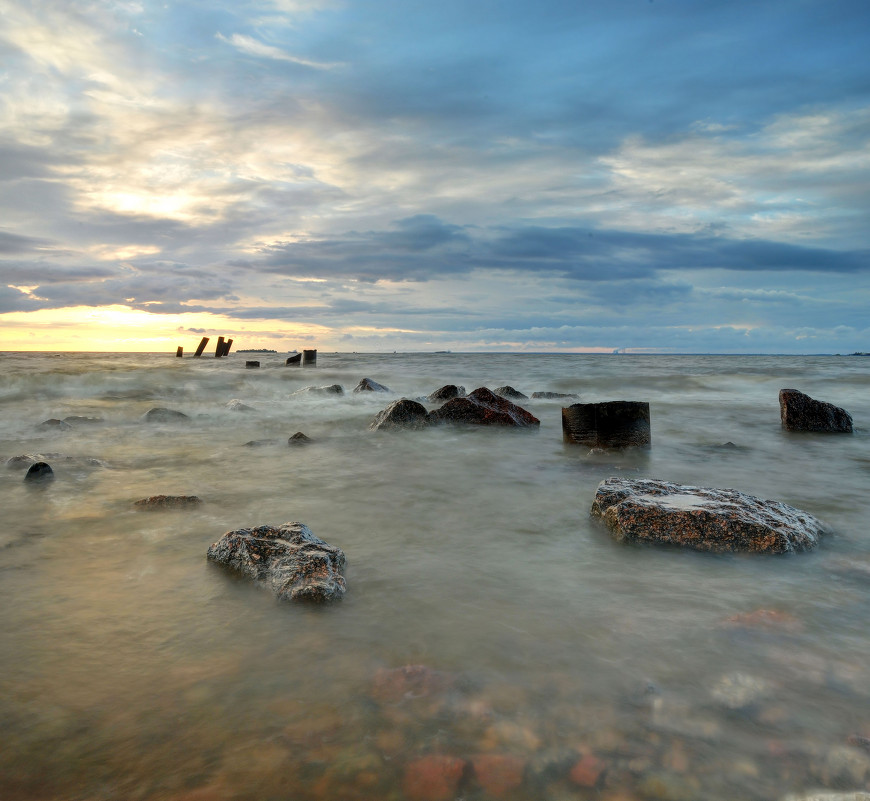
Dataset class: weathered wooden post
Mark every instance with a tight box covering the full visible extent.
[245,361,260,369]
[194,337,209,357]
[286,353,302,366]
[215,336,225,358]
[176,346,183,357]
[223,338,234,357]
[302,349,317,366]
[562,401,651,448]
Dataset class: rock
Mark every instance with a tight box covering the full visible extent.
[710,672,770,710]
[242,439,280,447]
[226,399,255,412]
[569,754,605,788]
[244,361,260,369]
[207,522,346,602]
[402,755,466,801]
[24,462,53,482]
[62,416,104,425]
[817,746,870,787]
[370,664,448,703]
[847,735,870,754]
[428,385,466,402]
[591,477,828,553]
[134,495,203,510]
[288,431,312,445]
[494,385,528,400]
[471,754,526,797]
[36,418,72,431]
[353,377,390,393]
[531,391,579,399]
[370,399,429,431]
[143,407,190,423]
[779,389,853,432]
[293,384,344,396]
[427,387,540,427]
[562,401,650,448]
[723,609,803,632]
[8,453,106,469]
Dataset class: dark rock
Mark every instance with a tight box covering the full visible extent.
[226,399,255,412]
[243,439,280,447]
[62,416,104,425]
[779,388,853,432]
[562,401,650,448]
[427,384,466,402]
[427,387,540,427]
[370,399,429,431]
[134,495,202,509]
[245,361,260,369]
[24,462,53,482]
[288,431,312,445]
[36,418,71,431]
[142,407,190,423]
[493,385,528,400]
[293,384,344,396]
[531,391,579,399]
[207,521,346,602]
[591,477,828,553]
[353,377,390,393]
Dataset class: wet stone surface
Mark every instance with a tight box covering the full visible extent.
[591,477,829,553]
[134,495,203,509]
[779,389,853,433]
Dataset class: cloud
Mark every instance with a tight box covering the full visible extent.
[216,33,341,69]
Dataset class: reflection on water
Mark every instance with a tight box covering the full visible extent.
[1,352,869,800]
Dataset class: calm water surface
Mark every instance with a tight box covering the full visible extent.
[1,352,868,801]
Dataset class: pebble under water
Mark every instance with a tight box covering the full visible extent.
[1,350,869,801]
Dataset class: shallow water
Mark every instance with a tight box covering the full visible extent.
[1,351,869,801]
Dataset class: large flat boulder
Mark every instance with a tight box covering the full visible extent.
[779,389,853,432]
[207,522,346,602]
[591,477,828,553]
[427,387,539,427]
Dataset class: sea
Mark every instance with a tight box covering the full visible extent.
[0,351,868,801]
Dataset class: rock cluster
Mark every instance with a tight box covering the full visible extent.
[779,388,853,432]
[591,477,828,553]
[371,387,540,430]
[207,522,346,602]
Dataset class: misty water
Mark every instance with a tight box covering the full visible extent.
[1,351,869,801]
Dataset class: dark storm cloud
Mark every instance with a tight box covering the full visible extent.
[0,231,50,255]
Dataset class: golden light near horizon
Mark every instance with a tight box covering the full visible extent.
[0,305,334,352]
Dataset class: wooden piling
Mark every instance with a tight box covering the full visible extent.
[223,338,234,357]
[194,337,209,357]
[562,401,651,449]
[176,346,183,357]
[245,361,260,369]
[286,353,302,366]
[302,349,317,366]
[215,336,225,358]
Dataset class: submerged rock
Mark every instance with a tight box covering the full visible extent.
[428,384,466,403]
[226,399,255,412]
[493,385,528,400]
[370,399,429,431]
[24,462,53,482]
[370,664,449,703]
[243,439,280,447]
[143,407,190,423]
[563,401,650,448]
[288,431,312,445]
[427,387,540,427]
[591,477,828,553]
[134,495,202,509]
[7,453,107,469]
[353,377,390,393]
[781,794,870,801]
[36,418,71,431]
[207,522,346,602]
[471,753,526,797]
[402,755,466,801]
[62,416,104,425]
[531,391,579,399]
[293,384,344,396]
[779,389,853,433]
[710,672,771,710]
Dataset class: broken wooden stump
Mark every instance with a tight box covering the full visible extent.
[286,353,302,366]
[214,336,225,357]
[245,361,260,369]
[303,349,317,366]
[222,338,233,357]
[194,337,209,357]
[562,401,650,449]
[176,346,183,357]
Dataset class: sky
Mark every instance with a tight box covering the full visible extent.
[1,0,869,353]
